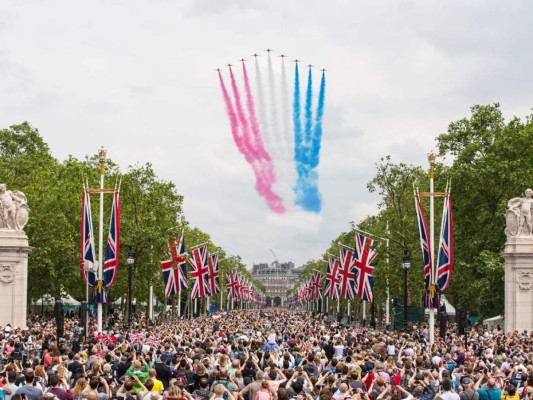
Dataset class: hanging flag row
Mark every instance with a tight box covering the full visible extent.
[414,183,453,310]
[226,270,259,302]
[80,183,121,304]
[292,231,378,305]
[161,232,257,302]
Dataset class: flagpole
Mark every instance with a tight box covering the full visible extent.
[362,301,366,326]
[97,148,106,333]
[385,221,390,331]
[428,151,436,345]
[177,294,181,318]
[347,301,351,324]
[207,296,210,315]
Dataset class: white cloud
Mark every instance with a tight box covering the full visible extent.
[0,0,531,268]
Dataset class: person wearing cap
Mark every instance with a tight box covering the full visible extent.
[459,377,479,400]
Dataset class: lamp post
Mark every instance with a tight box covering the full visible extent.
[402,247,411,331]
[127,246,135,326]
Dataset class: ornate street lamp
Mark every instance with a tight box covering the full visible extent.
[402,248,411,331]
[127,246,135,325]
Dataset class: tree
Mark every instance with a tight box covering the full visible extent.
[437,103,533,317]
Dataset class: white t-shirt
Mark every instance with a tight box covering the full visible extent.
[334,345,344,359]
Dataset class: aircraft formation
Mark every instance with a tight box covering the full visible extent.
[217,49,327,72]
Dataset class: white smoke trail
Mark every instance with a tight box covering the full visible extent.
[279,57,296,209]
[254,57,273,161]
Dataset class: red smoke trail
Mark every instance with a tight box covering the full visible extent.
[229,68,257,161]
[222,70,285,214]
[218,72,252,163]
[242,62,275,182]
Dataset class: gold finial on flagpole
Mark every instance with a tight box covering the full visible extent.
[98,147,107,176]
[427,151,436,179]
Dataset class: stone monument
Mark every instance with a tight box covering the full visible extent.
[0,184,31,329]
[503,188,533,332]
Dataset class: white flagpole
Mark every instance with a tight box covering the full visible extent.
[220,289,224,311]
[177,294,181,318]
[207,296,210,314]
[194,298,198,317]
[326,297,329,315]
[347,301,351,323]
[362,301,367,326]
[429,151,436,345]
[386,221,390,331]
[97,148,106,333]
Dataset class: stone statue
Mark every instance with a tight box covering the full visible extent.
[506,189,533,237]
[0,184,29,231]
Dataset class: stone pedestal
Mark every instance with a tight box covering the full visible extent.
[502,237,533,332]
[0,231,31,328]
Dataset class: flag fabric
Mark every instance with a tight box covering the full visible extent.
[92,280,108,304]
[103,190,120,288]
[324,255,340,300]
[161,259,179,297]
[338,244,357,300]
[226,271,239,300]
[311,271,322,300]
[169,231,188,291]
[353,232,377,302]
[415,191,437,309]
[161,230,189,298]
[188,245,210,300]
[129,332,145,343]
[437,194,453,292]
[81,190,96,287]
[207,254,221,296]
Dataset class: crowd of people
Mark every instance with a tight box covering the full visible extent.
[0,309,531,400]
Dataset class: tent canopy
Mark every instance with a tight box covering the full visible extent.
[33,294,81,306]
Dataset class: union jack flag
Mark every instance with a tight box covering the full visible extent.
[304,278,313,301]
[146,338,161,348]
[226,270,239,300]
[353,232,377,302]
[324,255,340,300]
[415,191,437,309]
[207,254,220,296]
[311,271,322,300]
[338,244,357,300]
[161,231,188,297]
[129,332,145,343]
[81,190,96,287]
[437,194,453,292]
[103,190,120,288]
[188,245,209,299]
[243,282,252,301]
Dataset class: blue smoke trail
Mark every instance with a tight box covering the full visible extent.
[293,67,322,212]
[309,71,326,169]
[303,67,313,166]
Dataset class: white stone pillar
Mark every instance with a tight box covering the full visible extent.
[0,231,31,328]
[502,236,533,332]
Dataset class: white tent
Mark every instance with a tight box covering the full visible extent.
[110,297,147,307]
[33,294,81,306]
[424,295,456,316]
[483,315,504,331]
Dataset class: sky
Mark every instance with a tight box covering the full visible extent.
[1,0,532,268]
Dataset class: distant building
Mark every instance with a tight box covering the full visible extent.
[251,261,304,306]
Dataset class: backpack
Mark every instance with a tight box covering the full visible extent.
[176,371,189,388]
